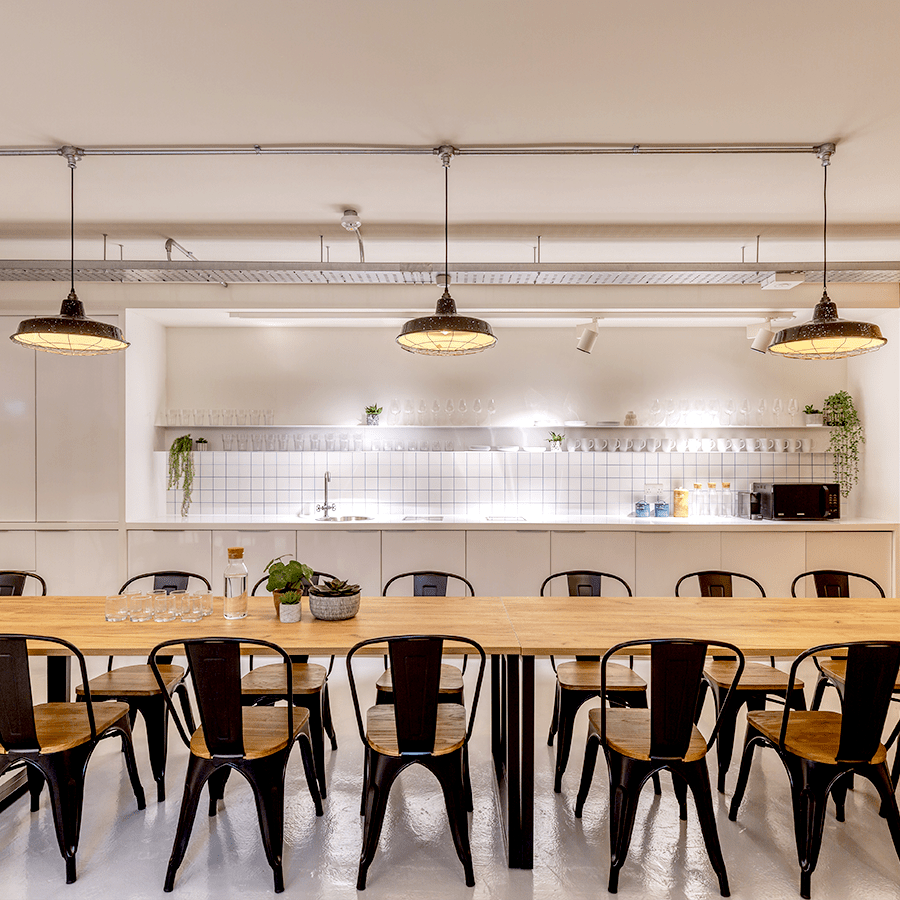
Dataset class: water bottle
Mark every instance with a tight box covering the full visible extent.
[223,546,248,619]
[721,481,735,517]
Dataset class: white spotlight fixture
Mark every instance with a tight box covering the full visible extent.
[750,319,776,353]
[576,319,600,354]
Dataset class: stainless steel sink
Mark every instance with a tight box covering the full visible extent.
[402,515,444,521]
[485,516,526,522]
[337,515,372,521]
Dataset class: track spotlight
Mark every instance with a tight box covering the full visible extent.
[750,319,776,353]
[576,319,600,354]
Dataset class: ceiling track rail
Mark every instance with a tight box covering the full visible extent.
[0,142,835,159]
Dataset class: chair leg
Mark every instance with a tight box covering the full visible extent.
[322,683,338,750]
[554,689,591,793]
[432,753,476,886]
[711,685,746,795]
[360,747,370,816]
[462,744,473,812]
[728,730,766,820]
[207,767,231,817]
[42,746,91,884]
[574,733,601,817]
[135,695,169,802]
[174,682,196,734]
[787,758,831,900]
[865,762,900,864]
[108,718,146,810]
[606,752,652,894]
[26,765,44,811]
[694,678,710,724]
[627,691,661,795]
[810,673,831,711]
[547,681,560,746]
[244,754,289,893]
[681,759,730,896]
[164,755,216,892]
[672,770,689,821]
[358,754,404,890]
[299,692,327,799]
[295,732,324,817]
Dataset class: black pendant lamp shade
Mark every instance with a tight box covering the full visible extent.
[10,148,129,356]
[396,148,496,356]
[767,147,885,360]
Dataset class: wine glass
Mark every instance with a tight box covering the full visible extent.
[432,399,442,425]
[445,399,454,425]
[756,399,767,427]
[389,398,400,426]
[403,399,414,425]
[458,399,468,425]
[723,398,736,426]
[705,398,720,427]
[772,399,784,426]
[664,399,677,427]
[417,399,428,425]
[487,398,496,422]
[649,399,662,426]
[678,398,690,427]
[739,399,751,427]
[472,398,483,424]
[788,398,799,426]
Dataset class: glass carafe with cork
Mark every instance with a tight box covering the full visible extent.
[223,546,248,619]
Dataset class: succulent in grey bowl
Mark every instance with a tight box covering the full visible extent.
[307,578,361,621]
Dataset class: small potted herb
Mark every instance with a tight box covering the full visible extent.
[195,436,209,451]
[167,435,194,517]
[547,431,565,451]
[308,577,361,620]
[365,404,383,426]
[277,590,303,623]
[264,555,314,615]
[803,404,823,427]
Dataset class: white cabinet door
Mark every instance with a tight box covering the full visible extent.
[36,530,120,595]
[381,530,467,595]
[0,317,36,521]
[211,531,296,595]
[805,532,894,597]
[465,530,551,597]
[36,320,121,522]
[548,531,636,596]
[721,532,807,598]
[296,530,382,597]
[127,530,212,585]
[634,532,721,596]
[0,531,36,573]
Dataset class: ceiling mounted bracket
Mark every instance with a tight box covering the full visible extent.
[435,145,458,168]
[57,145,83,169]
[816,143,835,166]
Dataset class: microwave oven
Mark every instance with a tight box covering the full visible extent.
[739,483,841,520]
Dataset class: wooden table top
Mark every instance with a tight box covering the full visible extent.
[502,596,900,657]
[4,595,521,656]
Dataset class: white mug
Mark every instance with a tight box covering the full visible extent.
[800,438,813,452]
[583,438,595,452]
[746,438,756,452]
[648,438,662,452]
[624,438,635,451]
[789,439,802,452]
[766,438,778,452]
[596,438,608,451]
[571,439,582,452]
[635,438,647,451]
[677,438,689,452]
[688,438,701,452]
[701,437,715,452]
[609,438,621,452]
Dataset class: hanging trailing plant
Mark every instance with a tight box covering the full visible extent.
[823,391,864,498]
[168,434,195,516]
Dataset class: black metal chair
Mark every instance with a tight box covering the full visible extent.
[575,638,743,897]
[377,571,476,704]
[729,641,900,899]
[347,633,486,890]
[76,570,210,801]
[248,570,338,755]
[0,633,145,883]
[676,570,806,792]
[540,571,652,794]
[0,571,47,596]
[150,636,323,894]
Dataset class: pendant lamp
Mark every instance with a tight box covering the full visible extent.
[397,147,496,356]
[10,147,129,355]
[767,148,885,359]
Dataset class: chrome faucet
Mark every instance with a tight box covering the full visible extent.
[317,471,337,520]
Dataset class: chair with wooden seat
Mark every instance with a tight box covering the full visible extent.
[575,637,743,896]
[676,570,806,793]
[347,633,486,890]
[729,641,900,899]
[541,571,652,794]
[150,636,323,894]
[0,571,47,597]
[791,570,888,711]
[376,571,476,705]
[76,570,211,801]
[0,634,145,883]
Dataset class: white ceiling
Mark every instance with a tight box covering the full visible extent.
[2,0,899,324]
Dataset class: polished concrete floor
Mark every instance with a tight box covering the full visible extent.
[1,656,899,899]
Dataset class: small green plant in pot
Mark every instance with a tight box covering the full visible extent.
[823,390,864,498]
[264,555,314,615]
[803,404,823,427]
[365,404,382,426]
[308,577,361,621]
[168,435,194,517]
[547,431,565,451]
[278,589,303,623]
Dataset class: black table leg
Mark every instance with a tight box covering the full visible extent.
[520,654,534,867]
[46,655,71,702]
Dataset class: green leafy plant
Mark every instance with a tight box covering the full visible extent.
[167,435,195,517]
[803,404,821,415]
[264,555,314,593]
[308,577,360,597]
[547,431,565,444]
[823,390,864,497]
[365,404,383,415]
[277,590,303,605]
[195,436,208,444]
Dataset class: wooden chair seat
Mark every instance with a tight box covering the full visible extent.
[556,660,647,691]
[241,662,327,696]
[588,707,708,763]
[375,663,463,695]
[189,706,310,761]
[0,701,131,754]
[76,664,185,697]
[366,703,466,757]
[704,659,804,691]
[747,709,888,765]
[819,658,900,691]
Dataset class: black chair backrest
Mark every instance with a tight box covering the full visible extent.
[782,641,900,761]
[674,570,766,598]
[540,570,633,597]
[251,571,335,596]
[382,571,475,598]
[149,636,294,757]
[120,570,211,595]
[0,571,47,597]
[790,569,885,599]
[600,637,744,760]
[0,634,95,752]
[347,633,487,753]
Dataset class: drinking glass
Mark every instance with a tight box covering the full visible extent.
[340,433,349,451]
[705,398,720,426]
[403,399,414,425]
[353,434,363,451]
[309,434,320,451]
[199,593,214,616]
[788,398,799,426]
[678,398,690,426]
[169,590,189,618]
[127,591,152,622]
[223,409,236,426]
[181,409,193,426]
[389,398,401,425]
[152,590,176,623]
[277,433,289,451]
[265,409,275,425]
[193,408,206,426]
[293,434,304,451]
[738,399,751,427]
[417,400,428,425]
[432,399,442,425]
[236,410,249,426]
[180,591,204,623]
[222,432,235,451]
[265,433,277,451]
[250,409,262,425]
[722,398,736,426]
[105,594,128,622]
[772,399,784,426]
[458,399,468,425]
[649,399,662,426]
[487,398,496,422]
[252,433,264,451]
[325,433,335,451]
[664,398,677,427]
[756,399,767,427]
[432,440,441,451]
[445,399,454,425]
[209,409,223,426]
[472,398,483,424]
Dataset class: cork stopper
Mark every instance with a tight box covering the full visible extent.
[708,483,716,489]
[693,483,702,490]
[227,547,244,559]
[722,481,731,489]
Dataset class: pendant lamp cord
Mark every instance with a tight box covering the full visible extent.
[444,164,449,282]
[822,163,827,292]
[70,164,75,293]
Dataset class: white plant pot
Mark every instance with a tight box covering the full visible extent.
[279,602,301,623]
[804,413,824,427]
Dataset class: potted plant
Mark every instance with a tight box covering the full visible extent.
[308,577,361,620]
[803,404,823,427]
[167,435,195,517]
[547,431,565,451]
[195,436,209,451]
[365,404,383,426]
[823,390,864,498]
[264,555,314,615]
[277,590,302,623]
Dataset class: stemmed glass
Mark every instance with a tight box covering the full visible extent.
[664,399,677,427]
[739,399,751,427]
[756,399,767,427]
[432,399,442,425]
[389,398,400,425]
[772,399,784,426]
[487,398,496,423]
[723,399,736,426]
[649,399,663,426]
[417,400,428,425]
[445,399,455,425]
[458,399,468,425]
[403,399,414,425]
[705,398,720,427]
[788,399,799,426]
[678,398,691,427]
[472,398,483,425]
